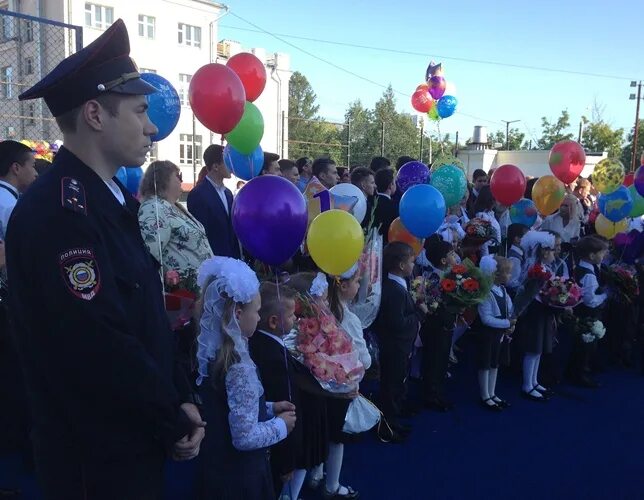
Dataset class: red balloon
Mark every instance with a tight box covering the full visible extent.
[548,140,586,184]
[416,83,429,92]
[623,173,634,187]
[226,52,267,102]
[411,89,433,113]
[189,64,245,134]
[490,164,526,206]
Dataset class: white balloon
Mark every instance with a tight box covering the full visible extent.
[330,183,367,224]
[444,81,457,97]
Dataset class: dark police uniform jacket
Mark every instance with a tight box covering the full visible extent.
[6,147,192,497]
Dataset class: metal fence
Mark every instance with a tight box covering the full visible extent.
[0,10,82,143]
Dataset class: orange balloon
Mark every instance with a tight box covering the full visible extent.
[416,83,429,92]
[532,175,565,215]
[388,217,424,256]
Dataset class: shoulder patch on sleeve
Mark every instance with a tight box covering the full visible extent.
[61,177,87,215]
[59,248,101,300]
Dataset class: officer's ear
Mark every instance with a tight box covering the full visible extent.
[82,100,104,132]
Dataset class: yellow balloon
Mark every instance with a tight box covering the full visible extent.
[593,159,624,194]
[594,214,628,239]
[531,175,565,215]
[307,209,365,276]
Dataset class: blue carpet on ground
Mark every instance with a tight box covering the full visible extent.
[3,339,644,500]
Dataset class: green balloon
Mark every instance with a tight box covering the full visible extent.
[629,185,644,217]
[430,164,467,207]
[427,106,440,122]
[225,102,264,155]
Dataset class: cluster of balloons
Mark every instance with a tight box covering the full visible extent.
[189,53,268,181]
[231,174,366,276]
[593,160,644,239]
[410,61,458,121]
[115,166,144,195]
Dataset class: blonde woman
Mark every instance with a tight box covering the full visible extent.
[540,194,581,243]
[138,160,213,294]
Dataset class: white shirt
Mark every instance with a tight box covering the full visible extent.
[478,285,513,329]
[507,245,524,289]
[377,192,391,200]
[340,304,371,370]
[578,260,607,309]
[388,273,407,291]
[0,180,19,240]
[104,179,125,206]
[206,176,229,214]
[540,213,580,243]
[258,329,286,347]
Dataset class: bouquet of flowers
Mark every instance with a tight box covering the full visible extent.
[539,276,582,309]
[286,293,365,393]
[578,317,606,344]
[513,263,553,318]
[164,269,198,331]
[464,218,496,245]
[603,263,640,304]
[439,260,492,308]
[410,273,442,314]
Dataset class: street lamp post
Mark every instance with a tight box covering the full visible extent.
[630,81,642,172]
[502,120,520,150]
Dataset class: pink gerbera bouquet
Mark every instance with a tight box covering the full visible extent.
[539,276,582,309]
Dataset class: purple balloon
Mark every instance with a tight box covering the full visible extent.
[396,161,430,194]
[635,165,644,197]
[429,76,446,100]
[232,176,307,266]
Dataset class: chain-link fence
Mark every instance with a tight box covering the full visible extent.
[0,10,82,143]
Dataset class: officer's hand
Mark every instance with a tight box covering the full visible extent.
[172,403,206,461]
[277,411,296,434]
[273,401,295,414]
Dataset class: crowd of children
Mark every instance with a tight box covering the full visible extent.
[188,156,642,499]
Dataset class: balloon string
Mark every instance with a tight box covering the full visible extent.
[275,270,293,402]
[436,121,444,154]
[153,165,166,296]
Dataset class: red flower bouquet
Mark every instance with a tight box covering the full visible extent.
[439,260,492,308]
[527,263,552,281]
[411,273,442,313]
[464,218,495,245]
[285,293,365,393]
[164,269,198,331]
[513,263,554,317]
[603,263,640,304]
[539,277,582,309]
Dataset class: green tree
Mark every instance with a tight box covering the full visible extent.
[537,110,574,149]
[372,86,421,164]
[581,118,624,158]
[287,71,342,160]
[621,119,644,170]
[487,128,526,150]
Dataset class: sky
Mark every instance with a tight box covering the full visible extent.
[218,0,644,146]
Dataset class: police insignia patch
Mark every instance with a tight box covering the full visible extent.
[59,248,101,300]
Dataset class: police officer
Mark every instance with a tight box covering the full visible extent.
[6,20,205,500]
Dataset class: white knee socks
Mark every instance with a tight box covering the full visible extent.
[478,369,490,400]
[531,354,546,390]
[325,442,345,495]
[523,353,543,397]
[488,368,499,401]
[285,469,307,500]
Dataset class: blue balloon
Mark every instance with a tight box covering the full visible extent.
[141,73,181,142]
[598,185,633,222]
[509,198,538,227]
[399,184,446,238]
[224,144,263,181]
[125,167,144,195]
[115,166,129,186]
[436,95,458,119]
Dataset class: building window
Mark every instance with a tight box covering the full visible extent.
[27,103,36,125]
[24,20,33,41]
[178,73,192,106]
[2,15,15,40]
[24,57,34,75]
[177,23,201,48]
[179,134,202,165]
[85,3,114,30]
[2,66,13,98]
[138,15,155,39]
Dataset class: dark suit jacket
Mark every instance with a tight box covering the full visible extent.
[187,179,240,259]
[466,186,478,219]
[374,276,420,353]
[373,194,399,244]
